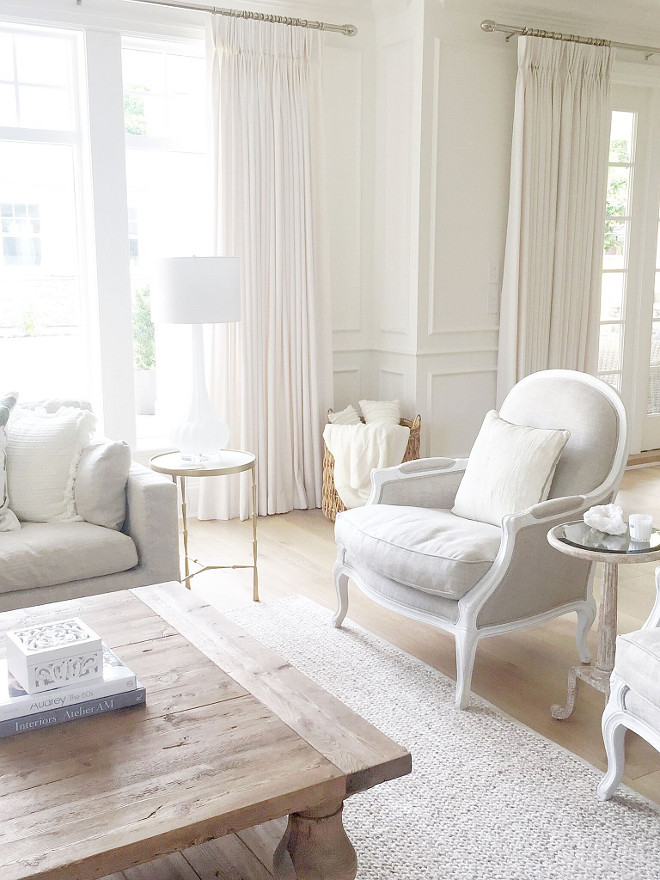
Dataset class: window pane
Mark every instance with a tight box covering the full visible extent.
[649,323,660,414]
[0,83,16,126]
[15,34,69,86]
[603,219,627,270]
[19,84,71,130]
[599,372,622,393]
[606,166,630,217]
[601,273,624,321]
[0,33,14,80]
[599,324,622,373]
[0,142,90,401]
[609,111,634,163]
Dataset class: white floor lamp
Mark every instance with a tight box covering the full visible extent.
[152,256,240,463]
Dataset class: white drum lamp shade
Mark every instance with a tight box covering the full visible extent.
[152,257,241,461]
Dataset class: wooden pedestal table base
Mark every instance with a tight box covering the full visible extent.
[274,800,358,880]
[551,561,617,720]
[547,521,660,721]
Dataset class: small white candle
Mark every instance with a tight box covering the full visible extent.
[629,514,653,542]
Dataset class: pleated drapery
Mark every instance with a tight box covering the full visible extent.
[199,17,331,519]
[496,36,613,403]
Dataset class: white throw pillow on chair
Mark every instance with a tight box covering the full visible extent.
[328,405,361,425]
[452,410,570,527]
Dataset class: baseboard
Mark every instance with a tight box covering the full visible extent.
[628,450,660,468]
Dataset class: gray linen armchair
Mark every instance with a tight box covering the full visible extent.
[333,370,628,709]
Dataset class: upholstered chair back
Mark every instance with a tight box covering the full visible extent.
[499,373,621,500]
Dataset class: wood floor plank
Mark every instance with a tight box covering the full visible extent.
[123,853,200,880]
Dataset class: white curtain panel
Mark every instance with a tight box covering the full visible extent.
[199,17,331,519]
[497,37,613,404]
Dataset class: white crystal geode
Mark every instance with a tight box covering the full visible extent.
[583,504,627,536]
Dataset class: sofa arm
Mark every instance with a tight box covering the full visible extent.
[369,457,468,508]
[123,463,180,585]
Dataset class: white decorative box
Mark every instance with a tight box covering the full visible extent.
[5,618,103,695]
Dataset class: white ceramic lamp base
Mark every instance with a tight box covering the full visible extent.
[173,325,229,463]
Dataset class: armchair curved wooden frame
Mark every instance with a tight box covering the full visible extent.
[332,370,629,710]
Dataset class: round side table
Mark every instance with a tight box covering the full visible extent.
[547,520,660,720]
[150,450,259,601]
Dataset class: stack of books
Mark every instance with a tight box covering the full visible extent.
[1,619,145,738]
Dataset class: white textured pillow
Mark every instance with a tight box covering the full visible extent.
[75,440,131,530]
[0,392,20,532]
[359,399,401,425]
[452,410,570,527]
[328,405,361,426]
[7,407,96,523]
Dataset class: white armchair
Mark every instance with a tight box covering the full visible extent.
[598,566,660,800]
[333,370,628,709]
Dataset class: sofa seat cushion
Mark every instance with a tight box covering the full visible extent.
[0,522,138,594]
[335,505,502,599]
[614,629,660,712]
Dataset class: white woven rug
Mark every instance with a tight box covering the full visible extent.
[226,595,660,880]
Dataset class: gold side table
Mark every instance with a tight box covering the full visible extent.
[150,450,259,601]
[547,520,660,720]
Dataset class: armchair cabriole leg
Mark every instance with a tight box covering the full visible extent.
[454,629,479,710]
[598,708,627,801]
[576,595,597,664]
[333,569,349,628]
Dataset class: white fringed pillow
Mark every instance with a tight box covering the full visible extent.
[328,405,361,426]
[0,392,20,532]
[7,407,96,523]
[359,399,401,425]
[452,410,570,527]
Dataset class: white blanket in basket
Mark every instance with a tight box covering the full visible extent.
[323,422,410,509]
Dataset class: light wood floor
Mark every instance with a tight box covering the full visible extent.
[186,465,660,808]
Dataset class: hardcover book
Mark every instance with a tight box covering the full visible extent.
[0,644,138,722]
[0,686,146,738]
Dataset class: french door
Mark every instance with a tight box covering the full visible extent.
[597,81,660,453]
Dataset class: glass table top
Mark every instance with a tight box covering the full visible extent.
[555,520,660,555]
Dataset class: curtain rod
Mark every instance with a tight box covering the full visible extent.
[481,19,660,60]
[116,0,357,35]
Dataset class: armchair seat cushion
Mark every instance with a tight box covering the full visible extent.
[335,505,501,599]
[614,629,660,712]
[0,522,138,594]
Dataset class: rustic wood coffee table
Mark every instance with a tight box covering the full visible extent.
[0,583,410,880]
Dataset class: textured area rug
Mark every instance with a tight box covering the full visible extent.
[226,596,660,880]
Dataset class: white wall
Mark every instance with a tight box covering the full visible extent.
[338,0,660,458]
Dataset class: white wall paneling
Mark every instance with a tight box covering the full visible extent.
[427,367,497,459]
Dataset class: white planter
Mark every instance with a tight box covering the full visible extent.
[135,367,156,415]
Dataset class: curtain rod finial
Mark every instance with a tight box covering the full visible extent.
[344,24,358,36]
[481,20,496,33]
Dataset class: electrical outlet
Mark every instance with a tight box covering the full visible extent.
[488,262,500,284]
[487,287,500,314]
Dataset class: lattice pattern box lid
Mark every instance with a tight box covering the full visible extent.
[5,618,103,695]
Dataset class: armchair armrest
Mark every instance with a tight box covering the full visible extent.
[123,463,180,584]
[528,495,586,521]
[369,457,469,509]
[642,566,660,630]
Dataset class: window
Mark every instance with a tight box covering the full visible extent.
[0,26,90,404]
[0,20,208,446]
[597,111,636,393]
[122,37,210,443]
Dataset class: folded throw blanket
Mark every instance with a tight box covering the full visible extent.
[323,422,410,509]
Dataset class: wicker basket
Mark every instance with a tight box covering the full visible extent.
[322,413,421,521]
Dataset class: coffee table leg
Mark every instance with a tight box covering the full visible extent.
[274,799,357,880]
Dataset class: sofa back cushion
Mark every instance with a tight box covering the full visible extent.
[7,406,96,522]
[0,392,19,532]
[75,440,131,530]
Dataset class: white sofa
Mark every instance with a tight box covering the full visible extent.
[0,401,180,612]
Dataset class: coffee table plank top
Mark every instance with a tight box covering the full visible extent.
[0,586,410,880]
[136,583,411,795]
